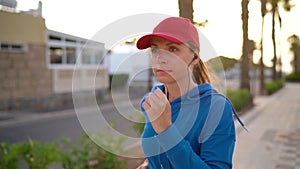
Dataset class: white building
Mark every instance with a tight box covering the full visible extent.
[47,30,108,93]
[106,44,152,87]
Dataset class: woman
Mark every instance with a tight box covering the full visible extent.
[136,17,246,169]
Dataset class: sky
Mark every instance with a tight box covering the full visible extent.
[15,0,300,73]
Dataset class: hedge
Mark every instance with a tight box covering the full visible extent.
[265,79,285,95]
[226,89,252,112]
[285,71,300,82]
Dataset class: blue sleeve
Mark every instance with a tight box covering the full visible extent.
[156,98,236,169]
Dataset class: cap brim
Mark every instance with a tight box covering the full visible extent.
[136,33,182,49]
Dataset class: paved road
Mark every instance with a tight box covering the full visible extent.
[233,83,300,169]
[0,95,142,144]
[0,112,84,143]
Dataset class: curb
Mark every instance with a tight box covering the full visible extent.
[0,98,142,129]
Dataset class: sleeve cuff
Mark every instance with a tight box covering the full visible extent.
[156,124,184,152]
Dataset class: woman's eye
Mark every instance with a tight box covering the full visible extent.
[169,46,178,52]
[151,48,159,53]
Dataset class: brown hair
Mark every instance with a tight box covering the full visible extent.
[192,59,211,84]
[185,41,211,84]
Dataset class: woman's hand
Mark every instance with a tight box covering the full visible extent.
[136,159,148,169]
[142,88,172,134]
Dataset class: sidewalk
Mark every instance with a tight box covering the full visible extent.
[233,82,300,169]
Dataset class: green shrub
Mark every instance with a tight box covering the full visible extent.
[0,143,22,169]
[109,73,129,88]
[265,79,285,95]
[285,71,300,82]
[59,137,89,169]
[0,140,60,169]
[21,140,60,169]
[226,89,251,112]
[0,134,128,169]
[59,134,127,169]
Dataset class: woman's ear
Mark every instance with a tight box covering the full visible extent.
[191,56,200,65]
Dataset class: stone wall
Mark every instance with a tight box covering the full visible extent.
[53,68,109,94]
[0,44,53,111]
[0,44,109,111]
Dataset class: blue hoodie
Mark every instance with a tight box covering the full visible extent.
[140,83,237,169]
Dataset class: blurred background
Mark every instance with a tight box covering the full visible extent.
[1,0,300,168]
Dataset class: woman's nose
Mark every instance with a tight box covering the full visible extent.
[152,50,169,64]
[153,56,167,66]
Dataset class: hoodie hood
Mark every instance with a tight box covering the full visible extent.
[151,83,218,104]
[147,83,248,131]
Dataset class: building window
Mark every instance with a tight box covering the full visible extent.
[81,48,104,65]
[66,47,76,64]
[95,50,104,64]
[49,35,61,41]
[81,48,93,64]
[0,42,27,52]
[66,38,76,43]
[50,47,63,64]
[1,44,9,50]
[48,46,104,66]
[47,30,105,68]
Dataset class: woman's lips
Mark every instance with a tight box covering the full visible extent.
[155,69,171,74]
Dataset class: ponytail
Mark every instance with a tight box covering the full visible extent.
[192,59,211,84]
[185,41,215,85]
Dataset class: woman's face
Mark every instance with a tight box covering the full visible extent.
[149,37,195,84]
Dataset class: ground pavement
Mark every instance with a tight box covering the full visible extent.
[233,82,300,169]
[1,83,299,169]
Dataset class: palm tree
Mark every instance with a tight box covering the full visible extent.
[241,0,251,91]
[288,34,300,71]
[259,0,267,95]
[249,40,257,95]
[178,0,208,27]
[268,0,293,80]
[178,0,194,21]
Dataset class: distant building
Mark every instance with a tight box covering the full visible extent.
[0,9,108,111]
[47,30,108,94]
[106,44,152,87]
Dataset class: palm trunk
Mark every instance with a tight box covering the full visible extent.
[178,0,194,21]
[277,12,283,78]
[241,0,251,91]
[260,0,266,95]
[294,51,299,71]
[271,6,278,80]
[260,16,266,95]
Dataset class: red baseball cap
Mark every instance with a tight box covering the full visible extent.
[136,17,199,49]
